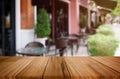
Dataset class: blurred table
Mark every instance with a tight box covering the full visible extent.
[59,36,78,55]
[17,47,47,56]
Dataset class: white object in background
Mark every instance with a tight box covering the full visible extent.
[35,37,48,48]
[16,0,22,50]
[21,30,35,48]
[115,44,120,56]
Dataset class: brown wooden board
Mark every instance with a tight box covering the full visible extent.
[0,56,120,79]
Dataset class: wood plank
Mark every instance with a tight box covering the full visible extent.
[92,56,120,73]
[0,56,24,72]
[15,57,49,79]
[43,57,65,79]
[64,57,100,79]
[0,57,35,79]
[64,57,120,79]
[0,56,120,79]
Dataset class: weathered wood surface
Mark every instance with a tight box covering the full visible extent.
[0,56,120,79]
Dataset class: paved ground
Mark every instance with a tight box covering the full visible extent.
[46,45,89,56]
[113,23,120,56]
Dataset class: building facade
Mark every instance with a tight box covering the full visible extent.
[0,0,88,55]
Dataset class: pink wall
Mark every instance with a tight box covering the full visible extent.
[70,0,79,34]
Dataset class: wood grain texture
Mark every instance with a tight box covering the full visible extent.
[0,56,120,79]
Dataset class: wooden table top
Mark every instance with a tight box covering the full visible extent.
[0,56,120,79]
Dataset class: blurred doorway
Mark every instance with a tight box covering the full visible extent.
[0,0,16,56]
[55,0,69,38]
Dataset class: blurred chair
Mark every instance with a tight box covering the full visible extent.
[25,42,45,56]
[85,26,96,35]
[45,39,56,54]
[45,39,51,53]
[69,34,82,52]
[17,42,47,56]
[55,39,68,56]
[25,42,44,48]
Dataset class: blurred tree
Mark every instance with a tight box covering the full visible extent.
[112,0,120,17]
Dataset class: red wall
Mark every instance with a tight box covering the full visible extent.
[70,0,79,34]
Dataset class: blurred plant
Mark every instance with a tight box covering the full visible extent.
[96,24,114,36]
[88,34,119,56]
[88,23,119,56]
[111,0,120,17]
[35,8,51,37]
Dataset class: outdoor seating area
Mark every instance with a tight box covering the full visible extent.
[16,22,120,56]
[16,32,89,56]
[1,0,120,79]
[0,0,119,56]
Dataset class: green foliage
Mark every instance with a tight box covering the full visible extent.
[112,0,120,17]
[88,24,119,56]
[35,9,51,37]
[88,34,118,56]
[96,24,114,36]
